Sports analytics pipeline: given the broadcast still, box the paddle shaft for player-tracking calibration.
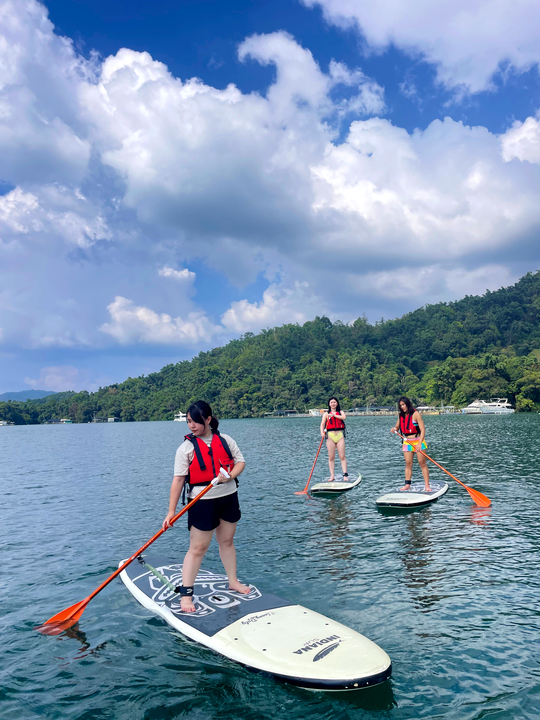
[296,419,328,494]
[39,476,222,629]
[88,479,220,603]
[395,431,491,507]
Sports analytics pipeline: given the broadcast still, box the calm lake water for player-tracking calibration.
[1,415,539,719]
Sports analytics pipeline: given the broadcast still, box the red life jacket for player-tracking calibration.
[400,411,418,435]
[326,413,345,431]
[185,432,234,485]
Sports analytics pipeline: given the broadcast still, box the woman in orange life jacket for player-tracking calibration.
[391,396,432,492]
[320,397,348,482]
[162,400,249,612]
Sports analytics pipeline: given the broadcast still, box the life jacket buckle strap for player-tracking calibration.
[185,431,235,486]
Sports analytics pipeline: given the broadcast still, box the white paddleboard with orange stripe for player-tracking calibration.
[120,554,391,691]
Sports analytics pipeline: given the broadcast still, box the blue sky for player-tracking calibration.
[1,0,540,393]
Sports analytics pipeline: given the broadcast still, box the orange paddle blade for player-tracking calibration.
[35,598,89,635]
[463,486,491,508]
[433,465,491,506]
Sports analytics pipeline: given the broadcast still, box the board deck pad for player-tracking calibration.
[311,472,362,494]
[120,554,392,691]
[126,557,291,636]
[376,481,449,507]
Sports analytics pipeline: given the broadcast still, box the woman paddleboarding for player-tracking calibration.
[321,397,348,482]
[163,401,249,612]
[391,396,432,492]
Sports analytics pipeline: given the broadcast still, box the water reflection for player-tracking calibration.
[309,496,355,581]
[376,505,426,517]
[62,624,88,649]
[398,510,446,613]
[54,624,109,661]
[470,506,492,526]
[330,678,396,711]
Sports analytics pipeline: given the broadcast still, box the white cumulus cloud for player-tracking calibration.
[221,282,327,333]
[501,115,540,164]
[302,0,540,93]
[0,186,111,248]
[100,296,222,345]
[0,0,92,185]
[0,188,41,236]
[310,116,540,262]
[158,266,196,283]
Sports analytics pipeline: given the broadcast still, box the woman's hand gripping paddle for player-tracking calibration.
[35,474,226,635]
[396,432,491,507]
[295,421,327,495]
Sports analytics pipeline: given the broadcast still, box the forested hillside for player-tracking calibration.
[2,271,540,424]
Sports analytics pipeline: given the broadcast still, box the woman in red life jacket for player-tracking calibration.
[320,397,348,482]
[391,396,432,492]
[162,400,249,612]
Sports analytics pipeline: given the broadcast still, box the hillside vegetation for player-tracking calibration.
[2,271,540,424]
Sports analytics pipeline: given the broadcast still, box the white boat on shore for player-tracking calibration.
[173,412,187,422]
[463,398,514,415]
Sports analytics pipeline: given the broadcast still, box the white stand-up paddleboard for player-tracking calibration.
[311,473,362,495]
[376,481,448,508]
[120,554,391,691]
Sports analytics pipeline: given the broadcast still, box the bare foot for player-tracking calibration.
[399,483,411,491]
[425,486,433,492]
[228,580,251,594]
[180,596,196,613]
[328,477,335,482]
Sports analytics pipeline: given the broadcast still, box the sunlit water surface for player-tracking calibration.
[1,415,539,719]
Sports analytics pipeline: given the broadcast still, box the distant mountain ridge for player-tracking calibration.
[0,390,56,402]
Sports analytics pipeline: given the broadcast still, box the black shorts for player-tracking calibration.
[187,491,241,532]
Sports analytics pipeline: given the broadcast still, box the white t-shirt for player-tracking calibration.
[174,432,245,500]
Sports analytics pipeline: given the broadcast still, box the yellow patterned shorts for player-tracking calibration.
[403,438,427,453]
